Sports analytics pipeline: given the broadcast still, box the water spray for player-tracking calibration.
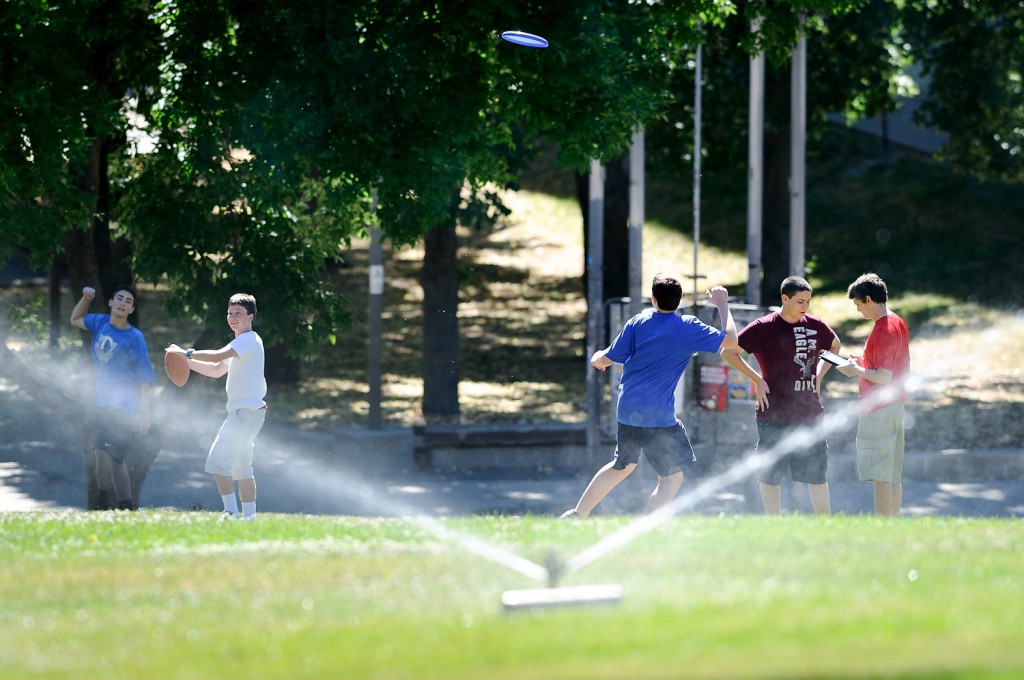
[562,396,875,577]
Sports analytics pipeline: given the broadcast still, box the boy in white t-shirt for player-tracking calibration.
[167,293,267,521]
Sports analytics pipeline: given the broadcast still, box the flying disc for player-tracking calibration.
[501,31,548,48]
[164,350,190,388]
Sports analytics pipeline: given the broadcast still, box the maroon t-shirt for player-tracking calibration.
[738,312,838,424]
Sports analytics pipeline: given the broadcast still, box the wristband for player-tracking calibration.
[185,348,194,359]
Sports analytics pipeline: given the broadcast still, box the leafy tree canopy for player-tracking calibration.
[4,0,1017,352]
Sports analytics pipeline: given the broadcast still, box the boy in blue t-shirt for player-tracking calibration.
[71,285,157,509]
[562,275,738,518]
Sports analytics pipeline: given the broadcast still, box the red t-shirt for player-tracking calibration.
[737,312,838,424]
[860,312,910,413]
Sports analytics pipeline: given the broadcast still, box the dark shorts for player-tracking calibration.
[613,422,696,477]
[94,417,133,465]
[756,419,828,486]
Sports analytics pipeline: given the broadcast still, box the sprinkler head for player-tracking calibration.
[545,549,565,588]
[501,583,624,610]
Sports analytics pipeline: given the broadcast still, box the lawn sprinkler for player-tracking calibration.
[501,550,623,611]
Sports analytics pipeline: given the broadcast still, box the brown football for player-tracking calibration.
[164,351,190,388]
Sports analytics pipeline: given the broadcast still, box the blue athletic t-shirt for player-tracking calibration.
[84,314,157,416]
[606,308,725,427]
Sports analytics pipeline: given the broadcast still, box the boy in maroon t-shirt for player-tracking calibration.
[836,273,911,517]
[721,276,842,515]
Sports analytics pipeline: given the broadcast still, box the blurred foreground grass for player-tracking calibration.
[2,511,1023,680]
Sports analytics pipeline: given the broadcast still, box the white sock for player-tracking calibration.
[241,501,256,519]
[222,493,239,515]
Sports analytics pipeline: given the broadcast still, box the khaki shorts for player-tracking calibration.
[856,402,905,484]
[205,407,266,480]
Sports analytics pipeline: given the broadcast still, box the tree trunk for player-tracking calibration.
[760,61,793,303]
[576,156,631,302]
[576,155,631,355]
[420,216,461,422]
[63,139,106,506]
[48,253,65,349]
[62,132,154,508]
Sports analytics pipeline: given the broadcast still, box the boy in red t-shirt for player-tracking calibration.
[836,273,911,517]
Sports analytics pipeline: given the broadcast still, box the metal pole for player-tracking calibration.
[368,187,384,429]
[628,130,644,318]
[789,18,807,277]
[746,17,765,307]
[693,38,703,309]
[586,160,605,460]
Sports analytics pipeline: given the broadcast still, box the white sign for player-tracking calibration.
[369,265,384,295]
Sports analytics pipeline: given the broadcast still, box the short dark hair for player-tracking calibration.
[229,293,257,317]
[111,284,137,302]
[780,276,812,299]
[847,273,888,303]
[651,274,683,311]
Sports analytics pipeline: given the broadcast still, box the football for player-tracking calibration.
[164,350,190,388]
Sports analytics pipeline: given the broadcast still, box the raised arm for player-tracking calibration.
[70,287,96,330]
[705,286,738,350]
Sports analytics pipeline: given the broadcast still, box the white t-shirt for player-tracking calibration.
[225,331,267,412]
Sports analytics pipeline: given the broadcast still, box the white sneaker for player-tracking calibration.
[242,514,256,522]
[218,511,240,522]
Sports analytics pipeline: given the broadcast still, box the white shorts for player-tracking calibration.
[856,402,905,484]
[205,407,266,480]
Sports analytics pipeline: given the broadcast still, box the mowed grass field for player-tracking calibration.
[3,511,1023,680]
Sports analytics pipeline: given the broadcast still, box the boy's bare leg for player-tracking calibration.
[645,471,684,513]
[760,482,782,515]
[213,473,236,497]
[808,482,831,515]
[110,461,132,506]
[574,462,635,517]
[238,477,256,504]
[93,450,114,508]
[873,480,900,517]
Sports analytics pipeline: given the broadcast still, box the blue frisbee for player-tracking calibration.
[501,31,549,48]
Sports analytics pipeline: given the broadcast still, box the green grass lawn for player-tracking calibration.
[3,511,1023,679]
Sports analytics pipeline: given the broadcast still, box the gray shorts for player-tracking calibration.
[95,408,135,465]
[756,419,829,486]
[205,407,266,480]
[856,403,905,484]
